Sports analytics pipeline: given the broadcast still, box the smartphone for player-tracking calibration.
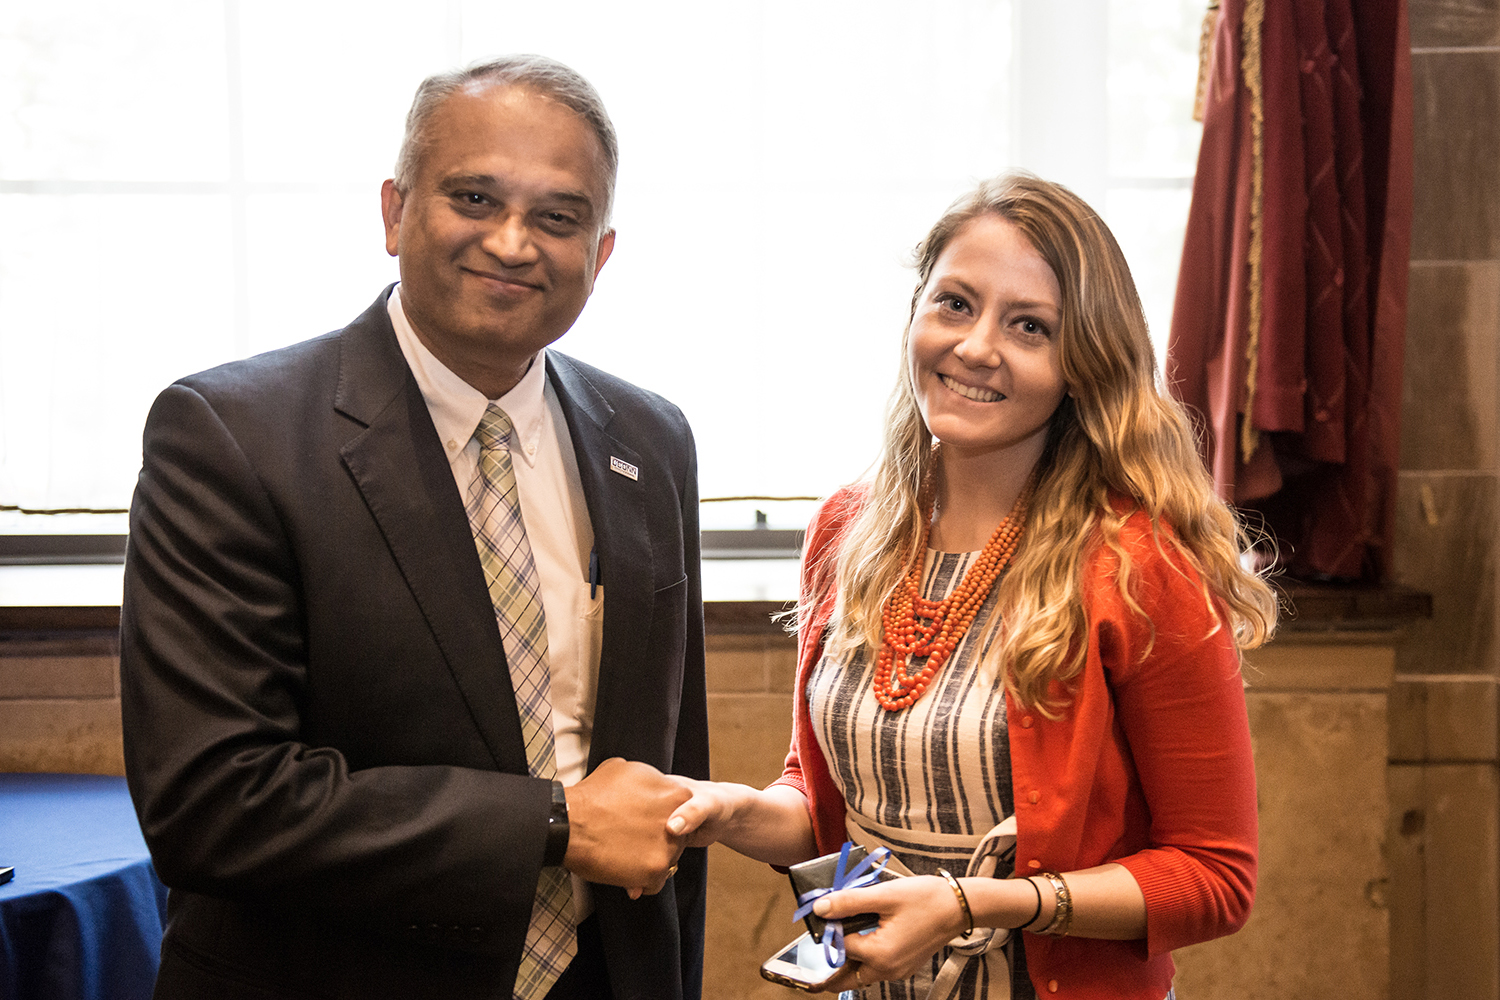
[760,931,844,992]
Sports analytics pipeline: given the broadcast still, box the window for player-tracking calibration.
[1,1,1207,560]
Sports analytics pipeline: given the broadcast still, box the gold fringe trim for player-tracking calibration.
[1239,0,1265,462]
[1193,1,1221,122]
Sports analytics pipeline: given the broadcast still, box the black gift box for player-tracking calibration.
[787,845,901,943]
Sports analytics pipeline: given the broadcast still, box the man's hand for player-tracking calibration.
[563,757,692,897]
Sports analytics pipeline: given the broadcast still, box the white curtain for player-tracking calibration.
[0,0,1203,535]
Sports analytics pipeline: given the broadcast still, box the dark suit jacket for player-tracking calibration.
[119,288,709,1000]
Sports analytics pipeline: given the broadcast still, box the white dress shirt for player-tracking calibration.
[389,286,602,910]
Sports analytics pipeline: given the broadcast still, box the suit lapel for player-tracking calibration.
[333,288,528,771]
[545,354,654,768]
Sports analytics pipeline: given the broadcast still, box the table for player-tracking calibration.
[0,773,168,1000]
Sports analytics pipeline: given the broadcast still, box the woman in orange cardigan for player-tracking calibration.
[669,175,1277,999]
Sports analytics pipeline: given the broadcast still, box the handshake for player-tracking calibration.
[561,758,709,899]
[566,758,811,898]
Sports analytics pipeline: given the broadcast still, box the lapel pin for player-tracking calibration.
[609,456,639,481]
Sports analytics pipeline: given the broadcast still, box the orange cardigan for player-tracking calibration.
[771,486,1257,999]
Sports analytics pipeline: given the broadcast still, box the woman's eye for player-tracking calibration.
[938,294,967,312]
[1019,319,1048,336]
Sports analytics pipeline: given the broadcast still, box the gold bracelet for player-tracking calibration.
[935,868,974,938]
[1035,871,1073,936]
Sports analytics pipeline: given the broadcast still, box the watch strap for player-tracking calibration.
[542,779,570,868]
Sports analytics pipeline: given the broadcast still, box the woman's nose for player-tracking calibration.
[952,323,1002,368]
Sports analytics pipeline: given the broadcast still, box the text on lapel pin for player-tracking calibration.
[609,456,639,481]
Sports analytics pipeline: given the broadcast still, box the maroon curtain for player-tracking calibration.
[1167,0,1413,582]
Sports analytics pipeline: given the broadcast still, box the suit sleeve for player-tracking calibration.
[120,382,546,960]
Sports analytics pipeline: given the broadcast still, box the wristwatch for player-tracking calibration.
[543,779,570,867]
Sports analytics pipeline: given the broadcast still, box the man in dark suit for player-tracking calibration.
[120,55,707,1000]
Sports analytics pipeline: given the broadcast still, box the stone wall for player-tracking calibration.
[0,633,123,775]
[1393,2,1500,997]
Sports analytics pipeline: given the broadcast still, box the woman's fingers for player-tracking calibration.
[662,778,730,847]
[664,797,703,838]
[812,882,885,920]
[812,961,865,993]
[810,876,967,985]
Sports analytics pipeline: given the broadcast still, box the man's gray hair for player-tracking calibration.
[392,54,619,230]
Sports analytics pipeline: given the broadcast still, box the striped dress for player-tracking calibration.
[807,549,1036,1000]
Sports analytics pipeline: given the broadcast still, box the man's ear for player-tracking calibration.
[593,229,616,280]
[380,179,404,257]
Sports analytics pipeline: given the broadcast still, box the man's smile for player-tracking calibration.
[462,266,543,294]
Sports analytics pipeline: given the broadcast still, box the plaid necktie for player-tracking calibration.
[466,404,576,1000]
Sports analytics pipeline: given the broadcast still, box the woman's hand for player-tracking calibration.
[663,777,743,848]
[662,781,818,868]
[807,875,969,992]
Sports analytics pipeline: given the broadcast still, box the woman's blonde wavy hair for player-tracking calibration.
[819,174,1278,713]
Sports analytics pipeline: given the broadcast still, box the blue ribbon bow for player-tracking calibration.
[792,841,892,967]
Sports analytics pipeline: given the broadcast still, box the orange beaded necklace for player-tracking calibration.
[872,480,1034,711]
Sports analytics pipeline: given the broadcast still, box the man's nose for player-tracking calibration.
[483,213,540,264]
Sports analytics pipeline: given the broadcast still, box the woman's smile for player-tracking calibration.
[937,373,1004,403]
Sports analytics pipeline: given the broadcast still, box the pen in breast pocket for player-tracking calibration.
[589,548,600,599]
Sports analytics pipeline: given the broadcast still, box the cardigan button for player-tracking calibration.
[1048,979,1060,992]
[1028,791,1040,804]
[1020,716,1034,728]
[1028,859,1042,870]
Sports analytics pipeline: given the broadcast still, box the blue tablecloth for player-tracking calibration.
[0,773,167,1000]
